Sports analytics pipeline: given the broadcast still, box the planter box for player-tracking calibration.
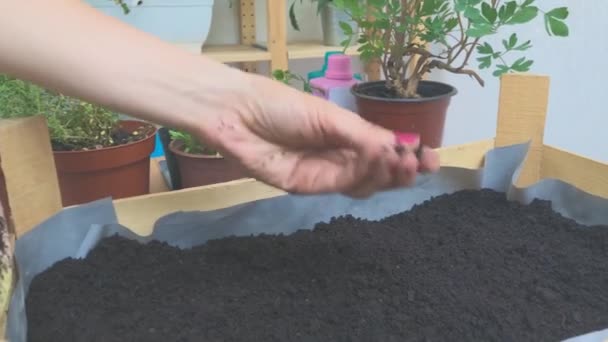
[1,74,608,341]
[85,0,215,44]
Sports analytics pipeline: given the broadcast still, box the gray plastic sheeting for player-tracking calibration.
[6,142,608,342]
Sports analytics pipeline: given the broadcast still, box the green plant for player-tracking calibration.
[169,130,220,156]
[271,69,313,93]
[45,96,120,150]
[333,0,570,98]
[0,75,126,151]
[0,74,47,118]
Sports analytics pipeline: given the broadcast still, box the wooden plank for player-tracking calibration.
[0,117,62,237]
[494,73,550,188]
[114,178,284,236]
[542,145,608,199]
[437,139,494,169]
[267,0,288,71]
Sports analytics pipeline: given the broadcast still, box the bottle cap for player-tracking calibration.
[325,54,353,80]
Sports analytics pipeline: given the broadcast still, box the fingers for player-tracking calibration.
[416,146,440,173]
[342,131,424,198]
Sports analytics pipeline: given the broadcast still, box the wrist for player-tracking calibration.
[175,61,258,148]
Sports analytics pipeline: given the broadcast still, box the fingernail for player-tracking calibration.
[394,132,420,145]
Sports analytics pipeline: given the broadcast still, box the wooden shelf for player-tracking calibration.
[176,43,271,63]
[201,44,271,63]
[288,41,361,59]
[173,1,373,77]
[252,41,361,60]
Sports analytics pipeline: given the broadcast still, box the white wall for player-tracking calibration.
[206,0,607,162]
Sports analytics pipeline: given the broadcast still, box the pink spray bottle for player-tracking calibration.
[310,54,361,113]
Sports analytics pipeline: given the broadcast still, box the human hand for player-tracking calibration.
[196,74,440,198]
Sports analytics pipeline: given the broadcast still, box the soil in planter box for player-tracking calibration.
[25,189,608,342]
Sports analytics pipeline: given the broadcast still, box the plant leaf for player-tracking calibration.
[477,55,492,69]
[546,16,569,36]
[466,23,494,38]
[481,2,497,24]
[464,7,486,23]
[339,21,353,35]
[476,42,493,55]
[511,57,534,72]
[513,40,532,51]
[289,3,299,31]
[507,6,538,24]
[499,1,517,22]
[546,7,569,20]
[493,64,510,77]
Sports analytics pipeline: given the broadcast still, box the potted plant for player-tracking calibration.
[167,130,247,189]
[289,0,359,47]
[331,0,569,147]
[86,0,216,45]
[0,75,158,206]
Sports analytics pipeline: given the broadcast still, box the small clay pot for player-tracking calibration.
[168,140,248,189]
[352,80,457,148]
[53,120,157,207]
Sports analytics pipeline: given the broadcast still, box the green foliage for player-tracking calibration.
[0,75,47,118]
[0,75,122,151]
[271,69,313,93]
[169,130,219,156]
[331,0,570,98]
[45,97,120,150]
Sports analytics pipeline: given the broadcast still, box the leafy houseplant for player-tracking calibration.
[167,130,246,189]
[0,75,157,206]
[332,0,570,147]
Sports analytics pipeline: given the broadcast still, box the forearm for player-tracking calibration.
[0,0,252,133]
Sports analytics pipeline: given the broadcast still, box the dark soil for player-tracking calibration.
[356,80,455,99]
[25,189,608,342]
[51,123,155,152]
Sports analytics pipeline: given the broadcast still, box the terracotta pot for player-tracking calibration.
[168,140,248,189]
[352,80,457,148]
[53,120,157,207]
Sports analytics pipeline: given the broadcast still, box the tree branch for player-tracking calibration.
[425,60,485,86]
[459,37,481,69]
[403,45,444,59]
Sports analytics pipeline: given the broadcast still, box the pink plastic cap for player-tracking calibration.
[394,131,420,145]
[325,54,354,80]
